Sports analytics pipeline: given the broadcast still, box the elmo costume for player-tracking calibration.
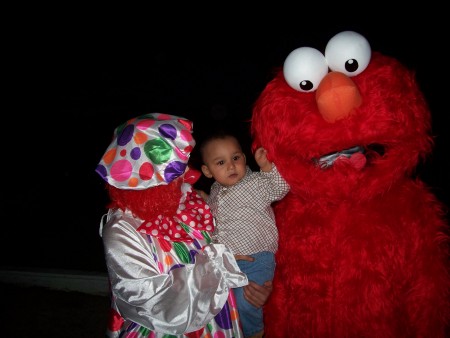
[250,31,450,337]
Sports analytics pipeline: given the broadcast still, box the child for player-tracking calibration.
[198,130,290,338]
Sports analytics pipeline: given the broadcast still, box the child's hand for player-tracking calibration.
[195,189,209,200]
[254,147,272,172]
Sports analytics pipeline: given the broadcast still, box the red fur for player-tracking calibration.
[107,178,182,221]
[251,51,450,336]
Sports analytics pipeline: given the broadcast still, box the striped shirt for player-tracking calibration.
[207,165,290,255]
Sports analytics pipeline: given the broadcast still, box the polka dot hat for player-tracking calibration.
[96,113,195,190]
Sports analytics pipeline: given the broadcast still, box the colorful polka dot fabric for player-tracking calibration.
[96,113,195,190]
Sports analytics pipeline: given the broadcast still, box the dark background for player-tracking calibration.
[3,14,448,273]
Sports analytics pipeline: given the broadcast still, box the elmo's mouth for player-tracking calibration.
[313,144,385,169]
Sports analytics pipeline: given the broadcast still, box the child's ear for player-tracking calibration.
[201,164,213,178]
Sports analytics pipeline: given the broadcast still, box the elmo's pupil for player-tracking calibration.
[345,59,359,73]
[300,80,313,91]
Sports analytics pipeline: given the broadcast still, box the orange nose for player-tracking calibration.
[315,72,362,123]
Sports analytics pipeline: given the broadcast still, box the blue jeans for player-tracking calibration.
[234,251,275,337]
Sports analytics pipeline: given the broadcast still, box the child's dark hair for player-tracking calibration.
[198,129,241,164]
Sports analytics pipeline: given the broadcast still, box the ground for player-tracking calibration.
[3,282,109,337]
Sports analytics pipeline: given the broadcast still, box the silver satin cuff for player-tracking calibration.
[203,244,249,288]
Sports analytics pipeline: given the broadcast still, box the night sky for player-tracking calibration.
[4,16,448,273]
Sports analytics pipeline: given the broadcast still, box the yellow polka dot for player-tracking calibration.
[134,132,148,144]
[164,255,173,265]
[156,172,164,181]
[103,148,117,165]
[128,177,138,187]
[230,308,239,320]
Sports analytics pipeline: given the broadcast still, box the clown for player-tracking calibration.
[96,113,250,337]
[251,31,450,337]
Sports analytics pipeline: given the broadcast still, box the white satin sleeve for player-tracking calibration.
[101,209,248,335]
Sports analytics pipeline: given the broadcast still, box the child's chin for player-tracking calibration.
[227,174,242,185]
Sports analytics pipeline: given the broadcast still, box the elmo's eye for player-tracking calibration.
[325,31,371,77]
[283,47,328,92]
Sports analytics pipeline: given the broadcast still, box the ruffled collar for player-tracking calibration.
[136,168,214,242]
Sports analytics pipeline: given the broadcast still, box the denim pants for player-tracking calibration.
[234,251,275,337]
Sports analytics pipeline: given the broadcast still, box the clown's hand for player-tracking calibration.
[195,189,209,200]
[244,280,273,309]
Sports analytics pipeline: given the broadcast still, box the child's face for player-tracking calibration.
[201,137,247,187]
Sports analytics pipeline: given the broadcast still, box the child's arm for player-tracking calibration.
[254,147,273,172]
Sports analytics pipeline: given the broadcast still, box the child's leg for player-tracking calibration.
[236,251,275,337]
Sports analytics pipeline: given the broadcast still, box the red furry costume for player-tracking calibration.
[250,31,450,337]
